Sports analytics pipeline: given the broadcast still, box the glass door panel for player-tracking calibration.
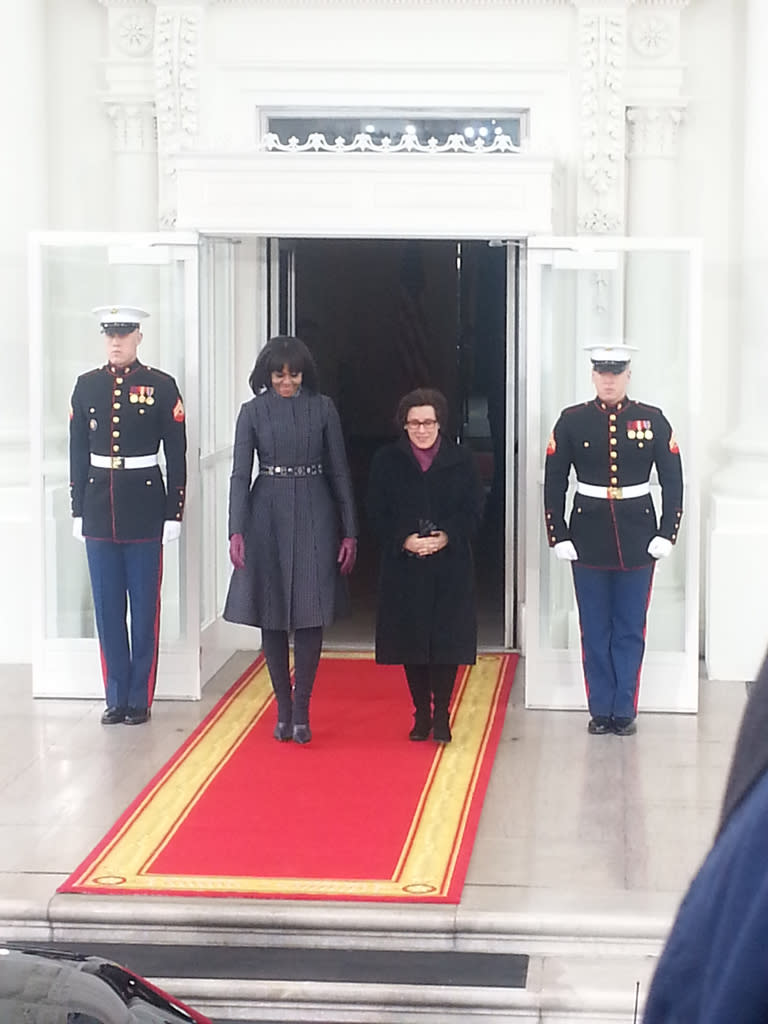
[30,232,200,699]
[524,239,701,713]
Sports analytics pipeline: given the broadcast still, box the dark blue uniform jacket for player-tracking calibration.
[544,397,684,568]
[69,360,187,541]
[643,654,768,1023]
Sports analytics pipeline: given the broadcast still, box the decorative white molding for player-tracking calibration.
[105,101,157,152]
[626,105,684,158]
[114,10,154,56]
[155,9,200,140]
[261,131,522,154]
[577,7,627,233]
[154,6,201,227]
[209,0,574,5]
[100,0,688,6]
[630,0,690,8]
[630,13,675,57]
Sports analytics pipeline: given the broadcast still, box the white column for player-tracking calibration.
[706,0,768,680]
[0,0,46,662]
[105,102,158,230]
[100,2,158,228]
[625,105,686,362]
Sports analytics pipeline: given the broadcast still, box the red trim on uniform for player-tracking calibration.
[98,644,108,692]
[144,546,164,708]
[633,562,656,712]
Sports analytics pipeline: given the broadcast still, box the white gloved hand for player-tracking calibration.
[162,520,182,545]
[72,517,85,543]
[554,540,578,561]
[647,536,673,559]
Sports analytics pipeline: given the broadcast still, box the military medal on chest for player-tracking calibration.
[626,419,653,441]
[129,385,155,406]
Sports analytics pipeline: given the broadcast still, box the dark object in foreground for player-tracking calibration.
[0,945,211,1023]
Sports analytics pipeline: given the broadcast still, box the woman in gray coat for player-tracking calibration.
[223,336,358,744]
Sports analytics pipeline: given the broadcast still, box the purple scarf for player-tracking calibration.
[410,434,441,472]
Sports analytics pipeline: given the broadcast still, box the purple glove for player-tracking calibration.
[337,537,357,576]
[229,533,246,570]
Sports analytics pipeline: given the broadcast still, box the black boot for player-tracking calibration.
[262,630,293,741]
[292,626,323,744]
[405,665,432,741]
[431,665,457,744]
[409,711,432,742]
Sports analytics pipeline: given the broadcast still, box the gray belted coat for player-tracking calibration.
[223,388,357,630]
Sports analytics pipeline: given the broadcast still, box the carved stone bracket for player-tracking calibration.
[577,6,627,234]
[154,5,201,226]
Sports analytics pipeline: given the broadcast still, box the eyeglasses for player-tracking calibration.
[405,419,437,430]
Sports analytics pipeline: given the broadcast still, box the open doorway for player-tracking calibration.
[272,238,515,649]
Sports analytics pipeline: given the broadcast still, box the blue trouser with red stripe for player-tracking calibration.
[572,563,655,720]
[85,539,163,711]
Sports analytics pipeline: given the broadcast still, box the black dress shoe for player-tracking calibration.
[124,707,150,725]
[611,716,637,736]
[587,716,612,735]
[273,721,293,742]
[101,706,126,725]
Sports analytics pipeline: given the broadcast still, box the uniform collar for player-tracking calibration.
[105,359,141,376]
[594,396,631,413]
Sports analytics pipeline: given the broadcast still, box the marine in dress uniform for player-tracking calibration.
[69,306,187,725]
[543,344,683,735]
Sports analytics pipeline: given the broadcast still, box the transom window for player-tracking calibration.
[264,114,524,150]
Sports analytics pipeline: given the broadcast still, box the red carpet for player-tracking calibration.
[59,652,517,903]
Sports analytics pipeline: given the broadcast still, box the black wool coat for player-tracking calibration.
[367,433,484,666]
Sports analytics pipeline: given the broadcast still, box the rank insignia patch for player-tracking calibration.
[173,397,185,422]
[669,431,679,454]
[546,432,556,456]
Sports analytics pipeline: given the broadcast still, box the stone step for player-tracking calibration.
[0,888,668,1021]
[11,892,668,959]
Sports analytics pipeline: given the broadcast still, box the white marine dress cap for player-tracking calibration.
[91,305,150,327]
[585,343,638,363]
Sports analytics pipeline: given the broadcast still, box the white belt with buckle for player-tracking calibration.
[576,480,650,500]
[90,453,159,470]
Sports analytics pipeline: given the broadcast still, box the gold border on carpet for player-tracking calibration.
[69,652,512,898]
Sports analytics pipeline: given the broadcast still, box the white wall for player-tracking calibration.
[0,0,751,670]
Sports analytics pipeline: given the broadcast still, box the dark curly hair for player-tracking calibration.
[248,335,319,395]
[395,388,448,430]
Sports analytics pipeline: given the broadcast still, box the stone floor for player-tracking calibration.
[0,652,749,1021]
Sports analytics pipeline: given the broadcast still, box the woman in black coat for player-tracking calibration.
[223,336,358,744]
[367,388,484,743]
